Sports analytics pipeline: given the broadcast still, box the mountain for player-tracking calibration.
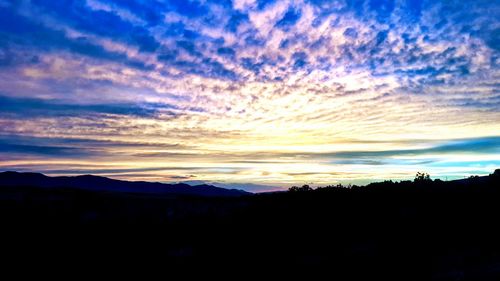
[0,171,250,197]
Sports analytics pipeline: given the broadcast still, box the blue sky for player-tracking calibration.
[0,0,499,191]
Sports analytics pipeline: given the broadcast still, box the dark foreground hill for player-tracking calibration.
[1,169,500,279]
[0,171,249,197]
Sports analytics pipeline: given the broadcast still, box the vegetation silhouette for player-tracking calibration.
[1,169,500,279]
[414,171,432,183]
[288,184,313,192]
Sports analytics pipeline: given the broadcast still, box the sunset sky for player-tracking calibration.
[0,0,499,191]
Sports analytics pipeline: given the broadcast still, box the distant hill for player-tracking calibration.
[449,169,500,185]
[0,171,250,197]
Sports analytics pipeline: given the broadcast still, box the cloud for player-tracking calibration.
[0,142,90,157]
[0,7,153,70]
[32,0,160,52]
[233,0,256,11]
[0,135,99,157]
[330,136,500,158]
[0,95,171,118]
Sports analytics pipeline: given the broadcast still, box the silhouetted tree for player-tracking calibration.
[414,172,431,183]
[288,184,313,192]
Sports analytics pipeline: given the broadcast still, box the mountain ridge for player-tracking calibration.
[0,171,250,197]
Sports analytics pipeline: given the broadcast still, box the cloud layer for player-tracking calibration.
[1,0,499,190]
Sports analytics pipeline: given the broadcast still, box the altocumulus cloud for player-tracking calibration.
[0,0,499,190]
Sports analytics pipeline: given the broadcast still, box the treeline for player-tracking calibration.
[288,170,500,192]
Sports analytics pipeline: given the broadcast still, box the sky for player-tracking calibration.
[0,0,499,192]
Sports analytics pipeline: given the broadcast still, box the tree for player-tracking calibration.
[414,172,431,183]
[288,184,313,192]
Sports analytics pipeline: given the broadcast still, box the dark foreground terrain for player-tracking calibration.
[1,170,500,279]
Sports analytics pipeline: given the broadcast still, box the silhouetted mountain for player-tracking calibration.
[450,169,500,185]
[0,171,249,197]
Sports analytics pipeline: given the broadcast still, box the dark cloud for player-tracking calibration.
[0,134,197,159]
[11,167,199,175]
[0,95,169,118]
[0,138,97,157]
[0,8,153,70]
[31,0,160,52]
[217,47,236,57]
[0,143,87,156]
[0,135,191,149]
[322,137,500,160]
[292,51,308,69]
[343,27,358,39]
